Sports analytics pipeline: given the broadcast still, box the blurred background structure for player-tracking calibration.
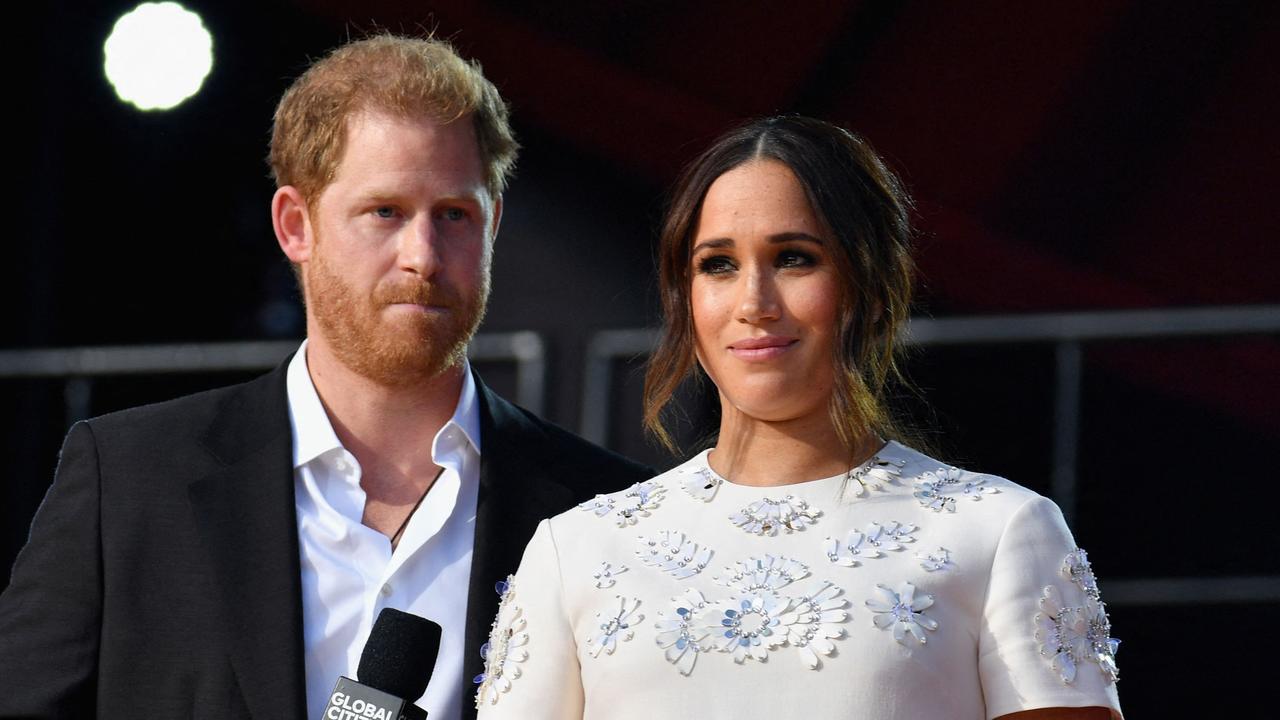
[4,1,1278,715]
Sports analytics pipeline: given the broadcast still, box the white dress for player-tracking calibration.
[474,442,1122,719]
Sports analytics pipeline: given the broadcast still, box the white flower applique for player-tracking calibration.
[1035,549,1120,684]
[915,547,954,572]
[680,464,723,502]
[579,480,666,528]
[474,577,528,707]
[591,561,627,589]
[654,588,716,675]
[715,554,810,593]
[730,495,821,536]
[586,595,644,658]
[713,590,792,663]
[823,521,918,567]
[848,454,909,496]
[635,531,714,579]
[866,581,938,646]
[780,580,849,669]
[913,466,998,512]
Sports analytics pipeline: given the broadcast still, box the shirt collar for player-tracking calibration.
[285,339,482,470]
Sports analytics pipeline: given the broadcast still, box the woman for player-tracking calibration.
[474,116,1121,719]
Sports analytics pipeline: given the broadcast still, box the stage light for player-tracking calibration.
[103,2,213,111]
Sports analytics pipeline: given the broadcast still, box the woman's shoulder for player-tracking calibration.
[884,440,1050,510]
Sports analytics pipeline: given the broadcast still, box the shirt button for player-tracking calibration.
[380,583,393,597]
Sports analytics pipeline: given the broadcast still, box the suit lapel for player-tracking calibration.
[462,379,578,720]
[187,366,307,720]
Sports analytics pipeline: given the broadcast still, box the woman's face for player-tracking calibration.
[690,159,842,427]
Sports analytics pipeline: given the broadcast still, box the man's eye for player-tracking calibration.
[442,207,467,221]
[374,206,397,219]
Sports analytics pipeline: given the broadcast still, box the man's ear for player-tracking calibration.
[272,186,313,263]
[489,194,504,244]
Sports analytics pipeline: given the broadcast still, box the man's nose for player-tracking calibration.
[397,215,442,277]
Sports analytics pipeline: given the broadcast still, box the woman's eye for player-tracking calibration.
[697,256,735,275]
[778,250,816,268]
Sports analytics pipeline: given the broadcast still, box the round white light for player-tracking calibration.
[103,2,214,111]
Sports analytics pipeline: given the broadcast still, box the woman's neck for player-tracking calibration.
[708,402,880,487]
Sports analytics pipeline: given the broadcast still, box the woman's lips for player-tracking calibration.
[728,336,798,361]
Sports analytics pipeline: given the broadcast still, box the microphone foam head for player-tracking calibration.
[358,608,443,701]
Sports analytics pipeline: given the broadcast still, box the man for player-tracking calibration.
[0,35,651,720]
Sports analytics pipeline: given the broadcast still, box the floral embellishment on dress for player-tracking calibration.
[679,464,722,502]
[586,595,644,658]
[579,480,666,528]
[592,561,627,589]
[823,521,918,567]
[474,577,528,707]
[848,454,908,496]
[1034,552,1120,685]
[913,467,998,512]
[713,591,793,663]
[715,554,809,593]
[1063,548,1100,600]
[780,580,849,669]
[915,547,954,572]
[636,531,714,579]
[866,581,938,645]
[729,495,821,535]
[654,588,716,675]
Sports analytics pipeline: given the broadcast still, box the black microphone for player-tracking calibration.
[321,608,443,720]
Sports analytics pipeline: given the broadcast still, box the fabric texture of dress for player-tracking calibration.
[474,442,1122,720]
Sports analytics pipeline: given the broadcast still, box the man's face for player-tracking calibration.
[302,110,499,386]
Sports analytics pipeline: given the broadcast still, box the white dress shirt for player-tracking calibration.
[287,341,481,720]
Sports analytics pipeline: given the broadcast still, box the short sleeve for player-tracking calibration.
[978,495,1122,719]
[476,519,584,720]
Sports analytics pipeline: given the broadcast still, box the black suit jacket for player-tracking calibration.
[0,362,652,719]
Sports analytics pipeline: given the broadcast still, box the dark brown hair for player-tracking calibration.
[643,116,916,454]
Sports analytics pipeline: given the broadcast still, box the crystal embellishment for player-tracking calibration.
[781,580,849,669]
[474,577,528,707]
[913,467,998,512]
[713,591,791,663]
[592,561,627,589]
[1034,549,1120,684]
[915,547,954,572]
[729,495,821,535]
[635,531,714,579]
[848,454,908,496]
[715,555,809,593]
[654,588,715,675]
[865,581,938,645]
[680,464,723,502]
[823,521,918,567]
[579,480,666,528]
[586,595,644,658]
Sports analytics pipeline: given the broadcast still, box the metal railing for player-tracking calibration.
[577,305,1280,607]
[0,331,548,421]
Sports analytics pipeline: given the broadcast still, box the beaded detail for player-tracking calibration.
[1034,549,1120,684]
[654,588,716,675]
[635,531,714,579]
[865,581,938,645]
[679,464,723,502]
[913,467,999,512]
[586,595,644,658]
[474,577,528,707]
[915,547,954,572]
[730,495,821,536]
[579,480,667,528]
[823,521,918,567]
[592,561,627,589]
[848,455,909,496]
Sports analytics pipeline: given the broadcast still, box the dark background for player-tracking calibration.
[5,0,1278,715]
